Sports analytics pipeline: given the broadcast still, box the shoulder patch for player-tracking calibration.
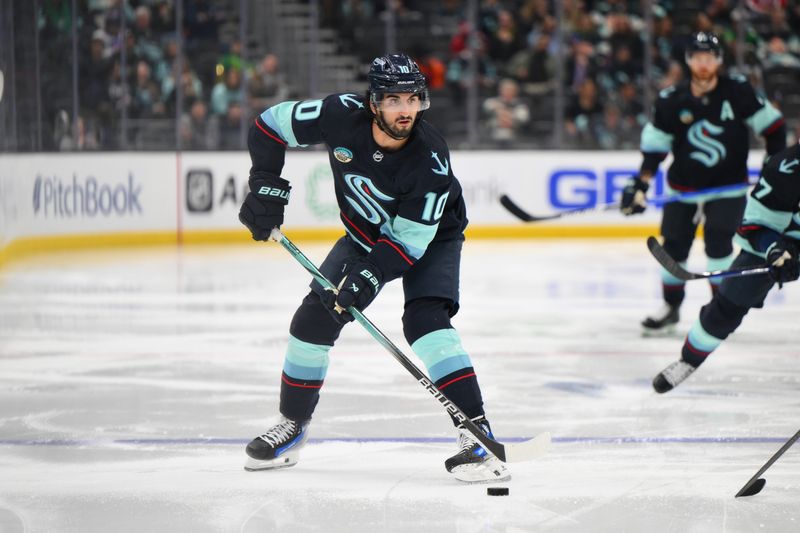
[659,86,676,99]
[338,93,364,109]
[731,74,747,83]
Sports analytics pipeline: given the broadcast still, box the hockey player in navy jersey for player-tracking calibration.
[652,142,800,392]
[238,54,509,482]
[620,32,786,334]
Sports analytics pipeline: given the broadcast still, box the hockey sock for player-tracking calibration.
[411,328,485,422]
[279,335,330,422]
[682,293,749,367]
[707,254,734,291]
[661,263,686,308]
[681,320,722,367]
[662,282,686,308]
[435,368,485,422]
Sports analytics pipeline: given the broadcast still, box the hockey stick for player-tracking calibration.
[735,428,800,497]
[646,236,771,281]
[500,183,750,223]
[269,228,551,463]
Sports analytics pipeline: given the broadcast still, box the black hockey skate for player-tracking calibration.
[244,416,309,471]
[445,417,510,483]
[641,304,679,335]
[653,360,697,393]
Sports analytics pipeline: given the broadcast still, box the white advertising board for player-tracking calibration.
[179,150,765,230]
[1,153,176,243]
[0,149,766,258]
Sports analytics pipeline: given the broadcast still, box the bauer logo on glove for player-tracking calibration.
[257,185,290,201]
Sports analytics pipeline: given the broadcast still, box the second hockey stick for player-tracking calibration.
[646,236,771,281]
[500,183,750,223]
[269,228,551,464]
[735,428,800,497]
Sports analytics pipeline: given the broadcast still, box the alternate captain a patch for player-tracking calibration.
[334,147,353,163]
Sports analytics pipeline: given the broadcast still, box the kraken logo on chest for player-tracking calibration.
[687,120,727,167]
[343,173,395,224]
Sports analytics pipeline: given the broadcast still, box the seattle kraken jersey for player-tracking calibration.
[256,93,467,279]
[640,75,783,191]
[736,143,800,257]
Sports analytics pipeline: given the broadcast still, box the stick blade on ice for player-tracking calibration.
[736,478,766,498]
[503,432,551,463]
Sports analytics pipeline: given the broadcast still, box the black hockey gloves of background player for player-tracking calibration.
[239,171,292,240]
[320,260,383,324]
[620,175,649,216]
[766,239,800,288]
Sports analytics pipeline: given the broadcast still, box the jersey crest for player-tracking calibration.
[343,173,394,224]
[688,120,727,167]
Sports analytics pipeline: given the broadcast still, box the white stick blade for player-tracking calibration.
[503,432,551,463]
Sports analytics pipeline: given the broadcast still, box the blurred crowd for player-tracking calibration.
[33,0,800,151]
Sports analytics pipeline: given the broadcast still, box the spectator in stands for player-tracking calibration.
[517,0,550,37]
[658,60,684,89]
[705,0,734,28]
[218,101,244,150]
[131,60,164,119]
[151,1,175,34]
[486,9,524,65]
[412,46,447,91]
[760,35,800,71]
[447,22,497,105]
[607,14,644,70]
[507,29,552,93]
[162,59,204,114]
[564,39,599,93]
[218,40,246,83]
[606,44,642,88]
[132,5,164,66]
[616,80,646,129]
[211,67,243,116]
[596,103,637,150]
[482,78,530,148]
[247,53,290,113]
[181,98,219,150]
[565,78,604,148]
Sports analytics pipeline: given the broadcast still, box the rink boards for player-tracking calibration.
[0,150,764,265]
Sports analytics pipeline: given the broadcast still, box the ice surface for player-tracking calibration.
[1,239,798,532]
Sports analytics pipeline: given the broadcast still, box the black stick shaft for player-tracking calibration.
[274,230,510,461]
[735,429,800,497]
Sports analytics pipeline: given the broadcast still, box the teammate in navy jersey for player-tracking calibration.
[620,32,786,334]
[238,54,509,482]
[652,142,800,392]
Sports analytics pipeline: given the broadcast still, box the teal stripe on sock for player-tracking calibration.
[687,320,723,353]
[427,355,474,383]
[283,335,330,381]
[661,263,686,286]
[707,254,734,286]
[411,329,473,382]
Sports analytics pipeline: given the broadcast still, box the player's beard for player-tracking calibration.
[375,110,416,140]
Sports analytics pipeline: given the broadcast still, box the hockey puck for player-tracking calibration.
[487,487,509,496]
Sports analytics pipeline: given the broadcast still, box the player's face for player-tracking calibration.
[687,51,721,80]
[373,93,422,139]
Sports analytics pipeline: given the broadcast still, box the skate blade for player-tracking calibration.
[244,452,299,472]
[450,458,511,484]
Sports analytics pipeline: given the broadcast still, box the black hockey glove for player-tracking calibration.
[766,239,800,289]
[320,260,383,324]
[620,175,649,216]
[238,171,291,241]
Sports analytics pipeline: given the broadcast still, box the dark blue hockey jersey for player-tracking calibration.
[253,93,467,281]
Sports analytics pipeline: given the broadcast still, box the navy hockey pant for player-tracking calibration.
[278,236,485,425]
[659,195,746,307]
